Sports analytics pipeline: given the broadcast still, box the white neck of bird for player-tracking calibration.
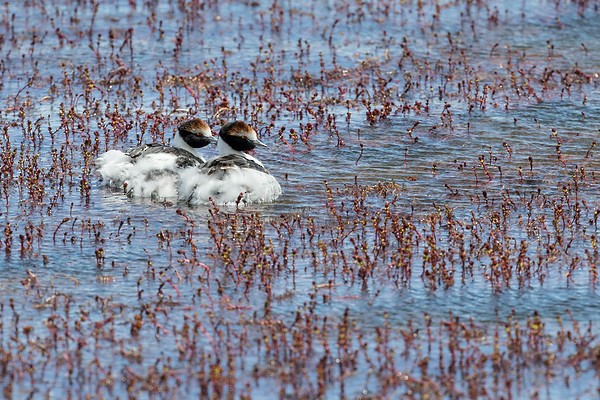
[217,137,241,156]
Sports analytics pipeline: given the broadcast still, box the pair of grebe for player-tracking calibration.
[96,119,282,205]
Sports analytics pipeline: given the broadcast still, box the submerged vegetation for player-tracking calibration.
[0,0,599,398]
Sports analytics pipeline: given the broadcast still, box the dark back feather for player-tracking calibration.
[125,144,204,168]
[201,154,270,179]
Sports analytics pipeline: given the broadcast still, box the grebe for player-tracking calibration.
[96,118,216,198]
[178,121,282,205]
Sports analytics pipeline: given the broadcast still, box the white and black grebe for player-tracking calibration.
[96,118,216,198]
[178,120,282,205]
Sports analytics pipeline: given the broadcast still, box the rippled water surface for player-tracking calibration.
[1,1,599,398]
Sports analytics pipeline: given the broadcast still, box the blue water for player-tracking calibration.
[1,0,599,398]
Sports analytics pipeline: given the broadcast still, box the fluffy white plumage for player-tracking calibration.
[95,149,132,188]
[178,158,282,205]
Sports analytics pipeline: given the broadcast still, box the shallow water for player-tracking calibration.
[1,0,600,398]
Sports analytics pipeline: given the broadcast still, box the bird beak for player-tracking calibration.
[253,138,267,147]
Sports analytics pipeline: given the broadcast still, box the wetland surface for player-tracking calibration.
[1,1,600,398]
